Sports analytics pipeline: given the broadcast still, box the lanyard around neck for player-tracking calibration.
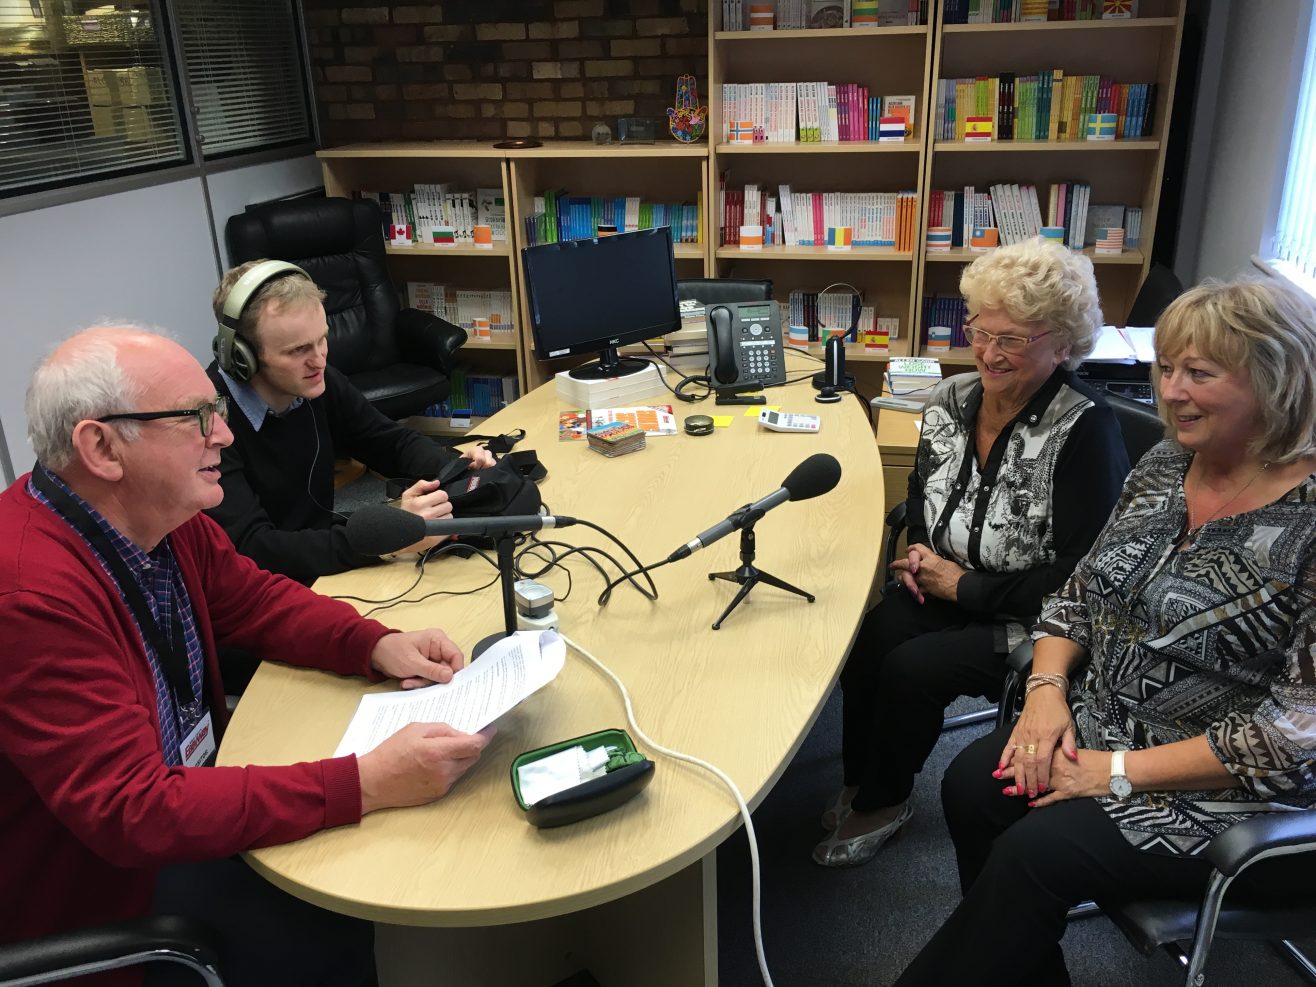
[32,466,198,708]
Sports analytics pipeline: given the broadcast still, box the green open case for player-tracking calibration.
[510,728,655,828]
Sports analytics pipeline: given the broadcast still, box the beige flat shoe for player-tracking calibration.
[812,802,912,868]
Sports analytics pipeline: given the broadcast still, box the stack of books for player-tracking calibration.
[885,356,943,406]
[586,421,647,458]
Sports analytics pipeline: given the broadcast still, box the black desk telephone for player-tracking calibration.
[706,301,787,390]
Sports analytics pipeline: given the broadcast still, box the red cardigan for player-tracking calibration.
[0,476,393,973]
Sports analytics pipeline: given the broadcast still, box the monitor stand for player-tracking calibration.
[568,345,649,381]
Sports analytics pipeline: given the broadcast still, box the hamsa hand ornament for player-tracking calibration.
[667,74,706,143]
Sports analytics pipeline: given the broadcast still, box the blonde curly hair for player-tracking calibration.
[959,238,1103,368]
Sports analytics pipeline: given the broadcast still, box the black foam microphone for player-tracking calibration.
[346,504,577,555]
[666,453,842,562]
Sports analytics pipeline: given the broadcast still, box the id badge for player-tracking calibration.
[179,710,216,768]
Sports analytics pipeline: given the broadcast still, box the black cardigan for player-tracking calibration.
[205,364,456,582]
[906,366,1129,627]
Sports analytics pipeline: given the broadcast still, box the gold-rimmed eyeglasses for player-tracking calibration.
[97,397,230,438]
[962,323,1053,355]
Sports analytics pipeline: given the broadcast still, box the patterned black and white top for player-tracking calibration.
[1036,441,1316,856]
[908,367,1129,651]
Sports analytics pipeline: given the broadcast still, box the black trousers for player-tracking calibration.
[895,725,1316,986]
[840,589,999,812]
[145,856,376,987]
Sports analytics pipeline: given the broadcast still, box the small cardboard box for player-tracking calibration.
[84,66,164,106]
[90,104,162,142]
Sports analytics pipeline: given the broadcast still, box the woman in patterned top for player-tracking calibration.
[815,240,1130,867]
[895,278,1316,985]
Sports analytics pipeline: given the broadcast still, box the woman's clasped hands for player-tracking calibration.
[995,685,1112,807]
[889,542,965,604]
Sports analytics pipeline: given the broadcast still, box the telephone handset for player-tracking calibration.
[705,301,787,390]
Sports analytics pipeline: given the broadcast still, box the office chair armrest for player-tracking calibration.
[396,308,467,377]
[1203,809,1316,878]
[1005,640,1035,677]
[879,500,909,586]
[0,915,221,983]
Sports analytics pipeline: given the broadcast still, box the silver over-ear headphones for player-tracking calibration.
[213,260,310,382]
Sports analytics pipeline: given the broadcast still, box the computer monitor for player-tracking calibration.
[521,226,681,381]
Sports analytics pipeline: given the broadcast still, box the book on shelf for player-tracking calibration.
[935,73,1154,142]
[784,289,894,347]
[742,0,925,28]
[358,186,505,246]
[721,82,914,143]
[521,190,702,246]
[942,0,1127,23]
[928,182,1131,252]
[427,370,521,420]
[720,177,917,250]
[405,284,516,337]
[920,295,969,349]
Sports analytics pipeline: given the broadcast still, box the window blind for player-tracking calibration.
[173,0,310,159]
[0,1,187,196]
[1273,13,1316,283]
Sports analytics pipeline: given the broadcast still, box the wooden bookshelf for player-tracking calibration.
[709,7,936,401]
[504,142,711,390]
[315,0,1187,403]
[919,0,1186,358]
[317,143,526,408]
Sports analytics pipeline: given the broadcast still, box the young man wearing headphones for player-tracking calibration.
[204,259,495,586]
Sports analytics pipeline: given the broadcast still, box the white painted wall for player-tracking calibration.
[0,154,320,485]
[1190,0,1313,282]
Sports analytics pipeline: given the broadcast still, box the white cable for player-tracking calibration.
[561,633,775,987]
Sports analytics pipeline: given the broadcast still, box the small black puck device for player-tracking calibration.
[684,414,715,436]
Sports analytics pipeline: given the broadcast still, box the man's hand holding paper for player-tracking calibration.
[339,630,567,758]
[371,627,466,688]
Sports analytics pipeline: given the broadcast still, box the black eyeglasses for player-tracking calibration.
[97,397,229,438]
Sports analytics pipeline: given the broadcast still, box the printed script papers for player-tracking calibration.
[334,630,566,757]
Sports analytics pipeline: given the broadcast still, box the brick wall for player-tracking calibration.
[302,0,709,145]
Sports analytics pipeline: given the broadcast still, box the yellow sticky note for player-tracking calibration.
[745,405,781,417]
[711,415,735,427]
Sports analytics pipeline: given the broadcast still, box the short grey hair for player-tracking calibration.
[26,326,161,469]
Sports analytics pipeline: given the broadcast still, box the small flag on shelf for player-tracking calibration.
[879,116,906,141]
[965,117,993,141]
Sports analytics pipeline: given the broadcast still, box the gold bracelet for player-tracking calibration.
[1025,673,1069,697]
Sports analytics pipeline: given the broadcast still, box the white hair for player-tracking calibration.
[25,324,169,469]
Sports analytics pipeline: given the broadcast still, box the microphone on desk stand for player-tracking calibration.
[346,505,579,658]
[664,453,842,630]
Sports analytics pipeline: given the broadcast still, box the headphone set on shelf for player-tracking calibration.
[211,260,311,382]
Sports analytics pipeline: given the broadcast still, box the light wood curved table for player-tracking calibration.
[218,377,883,986]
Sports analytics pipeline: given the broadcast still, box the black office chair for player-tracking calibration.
[878,390,1166,731]
[677,278,773,304]
[1127,263,1185,328]
[225,196,466,420]
[0,915,224,985]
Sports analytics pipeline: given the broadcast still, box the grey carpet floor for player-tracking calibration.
[335,473,1314,986]
[714,690,1315,986]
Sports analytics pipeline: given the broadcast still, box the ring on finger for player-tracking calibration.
[1024,744,1037,755]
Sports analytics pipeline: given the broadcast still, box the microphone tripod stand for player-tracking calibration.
[706,510,814,630]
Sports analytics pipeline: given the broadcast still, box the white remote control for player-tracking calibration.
[870,396,925,413]
[759,410,821,432]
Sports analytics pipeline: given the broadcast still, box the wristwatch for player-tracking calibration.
[1109,749,1133,799]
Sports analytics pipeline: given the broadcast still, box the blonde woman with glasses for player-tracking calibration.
[815,238,1130,867]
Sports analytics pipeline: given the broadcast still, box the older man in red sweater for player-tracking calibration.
[0,326,495,986]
